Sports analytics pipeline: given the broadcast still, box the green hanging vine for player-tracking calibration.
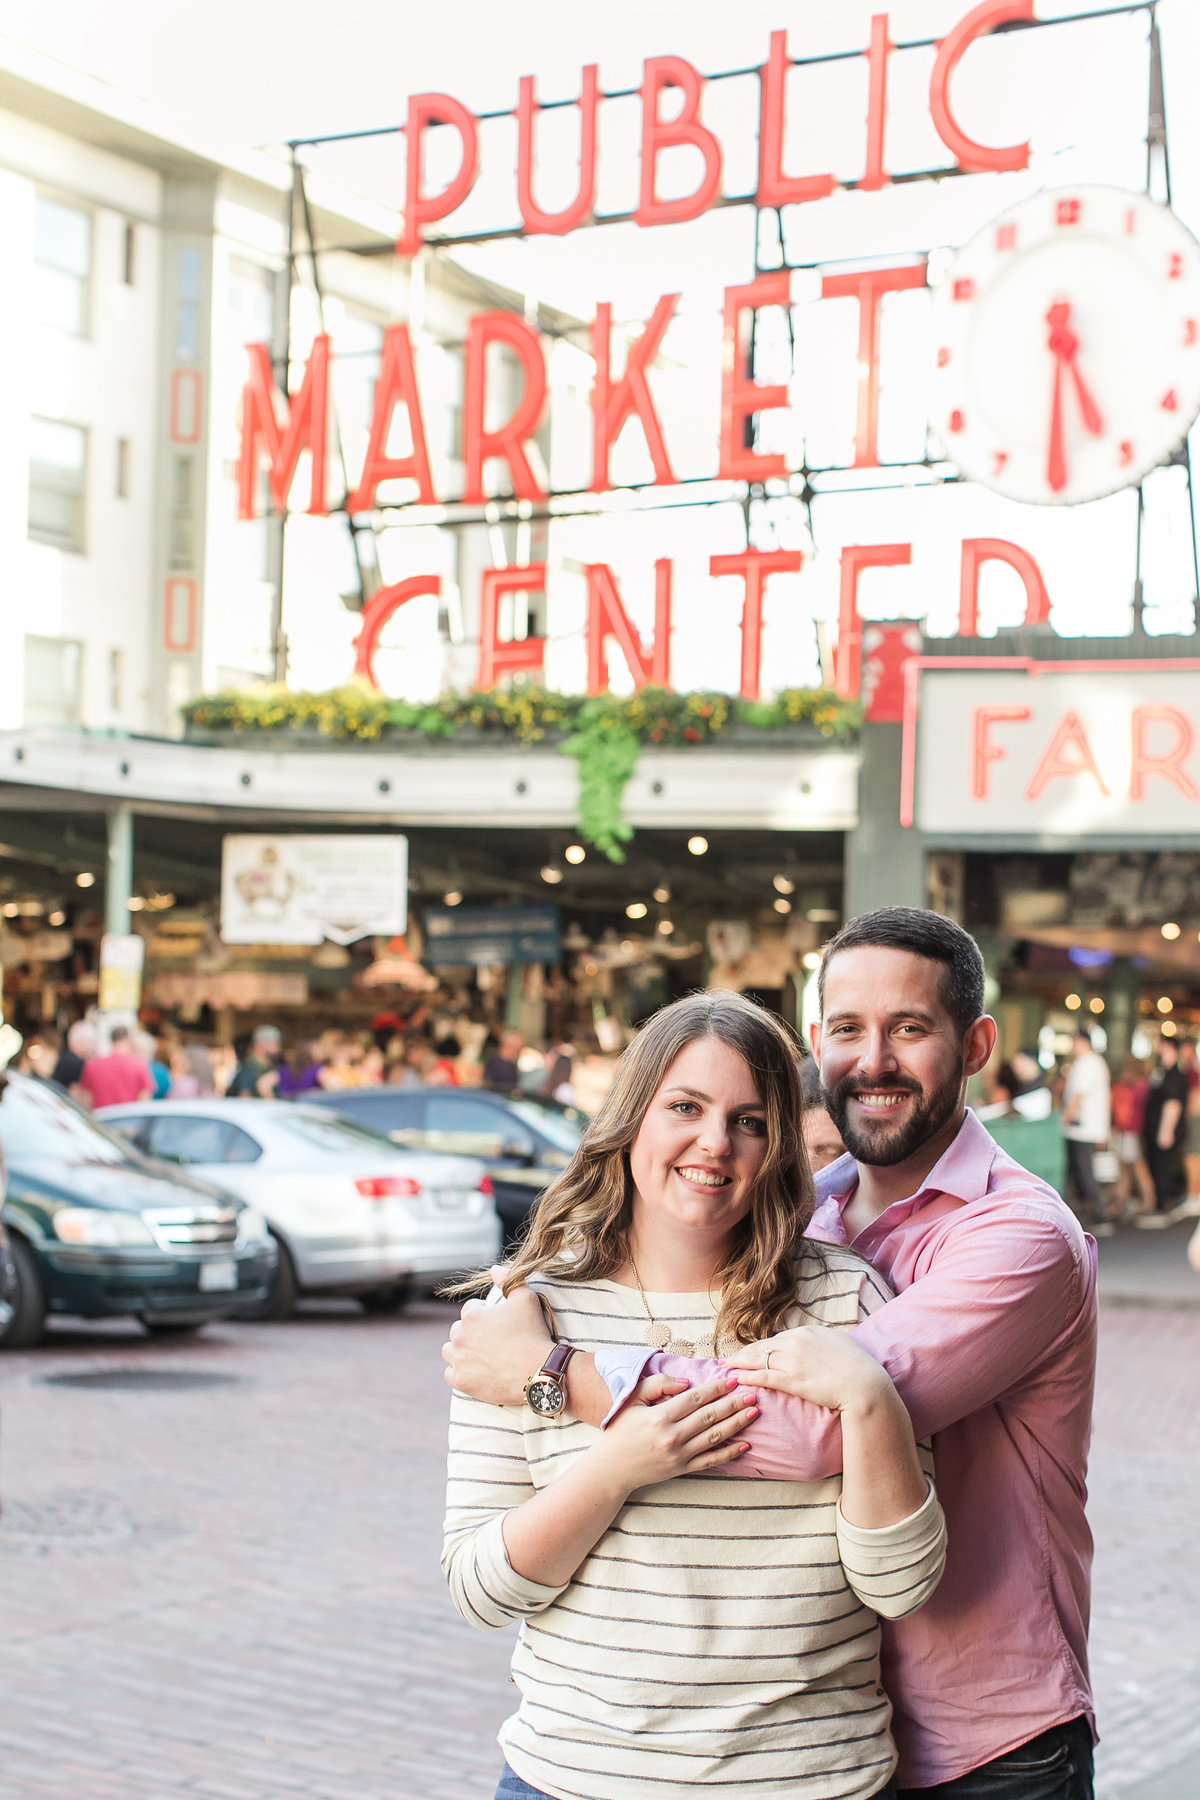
[562,700,642,863]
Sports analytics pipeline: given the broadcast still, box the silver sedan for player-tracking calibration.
[97,1099,500,1319]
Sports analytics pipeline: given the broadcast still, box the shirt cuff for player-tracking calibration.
[835,1476,941,1548]
[593,1346,658,1427]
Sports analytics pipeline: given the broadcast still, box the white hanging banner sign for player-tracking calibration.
[220,834,408,945]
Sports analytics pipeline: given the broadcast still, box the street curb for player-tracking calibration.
[1098,1291,1200,1313]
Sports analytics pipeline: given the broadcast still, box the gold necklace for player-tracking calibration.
[628,1256,741,1360]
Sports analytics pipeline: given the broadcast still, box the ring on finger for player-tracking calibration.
[764,1347,773,1372]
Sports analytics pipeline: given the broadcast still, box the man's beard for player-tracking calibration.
[822,1061,964,1166]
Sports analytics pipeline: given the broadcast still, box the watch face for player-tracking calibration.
[525,1379,564,1417]
[929,184,1200,505]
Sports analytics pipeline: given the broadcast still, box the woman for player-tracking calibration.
[169,1041,216,1098]
[443,992,945,1800]
[274,1038,322,1099]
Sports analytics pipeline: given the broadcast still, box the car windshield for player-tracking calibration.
[0,1073,139,1165]
[284,1109,402,1154]
[506,1097,585,1154]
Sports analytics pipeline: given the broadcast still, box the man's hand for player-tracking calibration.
[442,1271,553,1405]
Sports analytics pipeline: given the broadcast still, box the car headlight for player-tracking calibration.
[53,1208,157,1247]
[236,1208,270,1245]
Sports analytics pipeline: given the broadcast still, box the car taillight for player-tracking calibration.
[477,1175,494,1197]
[355,1176,421,1199]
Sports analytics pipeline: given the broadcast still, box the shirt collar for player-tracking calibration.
[813,1108,998,1218]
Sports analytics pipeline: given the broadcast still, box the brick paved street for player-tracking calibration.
[0,1280,1197,1800]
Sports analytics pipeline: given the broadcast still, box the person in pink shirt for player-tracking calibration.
[78,1026,154,1109]
[443,907,1097,1799]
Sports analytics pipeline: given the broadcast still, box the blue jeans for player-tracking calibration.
[897,1717,1094,1800]
[496,1764,898,1799]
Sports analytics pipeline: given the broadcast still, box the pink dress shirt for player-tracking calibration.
[594,1109,1097,1789]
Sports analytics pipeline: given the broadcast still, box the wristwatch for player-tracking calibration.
[523,1343,577,1417]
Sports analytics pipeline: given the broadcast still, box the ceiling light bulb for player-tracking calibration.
[626,901,647,919]
[1088,997,1105,1013]
[76,872,95,888]
[1157,995,1173,1013]
[1064,993,1081,1010]
[1,902,18,918]
[773,898,792,914]
[773,874,795,895]
[443,889,463,906]
[1162,921,1181,940]
[1161,1020,1177,1036]
[801,951,822,971]
[47,911,66,927]
[564,844,586,865]
[687,836,708,856]
[653,885,670,904]
[540,866,563,885]
[127,896,146,911]
[657,918,675,935]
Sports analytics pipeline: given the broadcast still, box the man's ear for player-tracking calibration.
[964,1015,998,1081]
[808,1020,821,1063]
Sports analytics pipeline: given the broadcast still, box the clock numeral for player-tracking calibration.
[952,278,975,303]
[1168,252,1184,281]
[1124,208,1137,236]
[948,410,965,434]
[1185,319,1198,346]
[1055,198,1082,227]
[1162,389,1179,413]
[1118,440,1134,467]
[995,224,1017,252]
[992,451,1009,476]
[936,346,951,368]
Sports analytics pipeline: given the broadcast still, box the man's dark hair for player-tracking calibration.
[817,906,986,1037]
[110,1025,129,1044]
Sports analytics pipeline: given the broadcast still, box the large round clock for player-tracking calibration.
[928,184,1200,505]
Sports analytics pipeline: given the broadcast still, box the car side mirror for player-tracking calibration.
[501,1139,536,1167]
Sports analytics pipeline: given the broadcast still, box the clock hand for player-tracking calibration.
[1045,301,1105,493]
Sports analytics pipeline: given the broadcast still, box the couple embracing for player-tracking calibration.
[442,907,1097,1800]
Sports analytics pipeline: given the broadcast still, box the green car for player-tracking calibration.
[0,1071,277,1347]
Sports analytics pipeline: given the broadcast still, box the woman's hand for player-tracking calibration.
[724,1325,892,1416]
[587,1374,756,1494]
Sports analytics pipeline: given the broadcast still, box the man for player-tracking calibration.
[1061,1026,1113,1236]
[52,1019,96,1102]
[482,1028,523,1092]
[799,1050,848,1171]
[78,1026,153,1108]
[444,907,1097,1798]
[226,1024,282,1098]
[1138,1034,1188,1227]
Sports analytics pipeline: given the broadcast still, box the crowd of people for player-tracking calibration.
[11,1014,577,1110]
[990,1027,1200,1234]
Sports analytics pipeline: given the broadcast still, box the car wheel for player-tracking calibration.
[358,1281,413,1315]
[243,1235,298,1322]
[0,1236,47,1350]
[140,1319,206,1337]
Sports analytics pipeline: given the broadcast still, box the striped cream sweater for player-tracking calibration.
[442,1245,946,1800]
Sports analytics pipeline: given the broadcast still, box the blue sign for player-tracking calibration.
[423,903,561,968]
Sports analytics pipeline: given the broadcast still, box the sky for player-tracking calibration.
[3,0,1199,670]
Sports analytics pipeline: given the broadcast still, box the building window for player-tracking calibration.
[123,221,136,285]
[34,196,91,336]
[177,247,201,358]
[109,647,124,713]
[116,437,131,498]
[24,636,83,728]
[28,417,88,553]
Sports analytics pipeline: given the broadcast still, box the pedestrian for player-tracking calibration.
[537,1033,574,1103]
[1178,1040,1200,1217]
[52,1019,95,1101]
[1110,1058,1153,1217]
[134,1030,171,1100]
[1061,1026,1113,1235]
[226,1024,282,1098]
[444,991,946,1800]
[800,1049,849,1171]
[78,1026,154,1109]
[169,1042,216,1098]
[1139,1035,1189,1227]
[445,908,1098,1798]
[482,1028,523,1091]
[274,1038,322,1099]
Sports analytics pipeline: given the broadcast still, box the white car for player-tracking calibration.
[97,1098,500,1319]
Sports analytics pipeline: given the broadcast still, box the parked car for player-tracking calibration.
[97,1098,501,1318]
[304,1086,586,1246]
[0,1071,276,1348]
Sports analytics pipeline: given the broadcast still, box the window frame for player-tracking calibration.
[28,415,89,555]
[33,192,93,339]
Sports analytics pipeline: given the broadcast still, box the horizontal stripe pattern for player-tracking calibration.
[443,1245,945,1800]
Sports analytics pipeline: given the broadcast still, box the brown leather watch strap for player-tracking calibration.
[541,1343,576,1382]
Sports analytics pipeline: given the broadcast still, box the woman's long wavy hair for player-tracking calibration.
[499,991,814,1346]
